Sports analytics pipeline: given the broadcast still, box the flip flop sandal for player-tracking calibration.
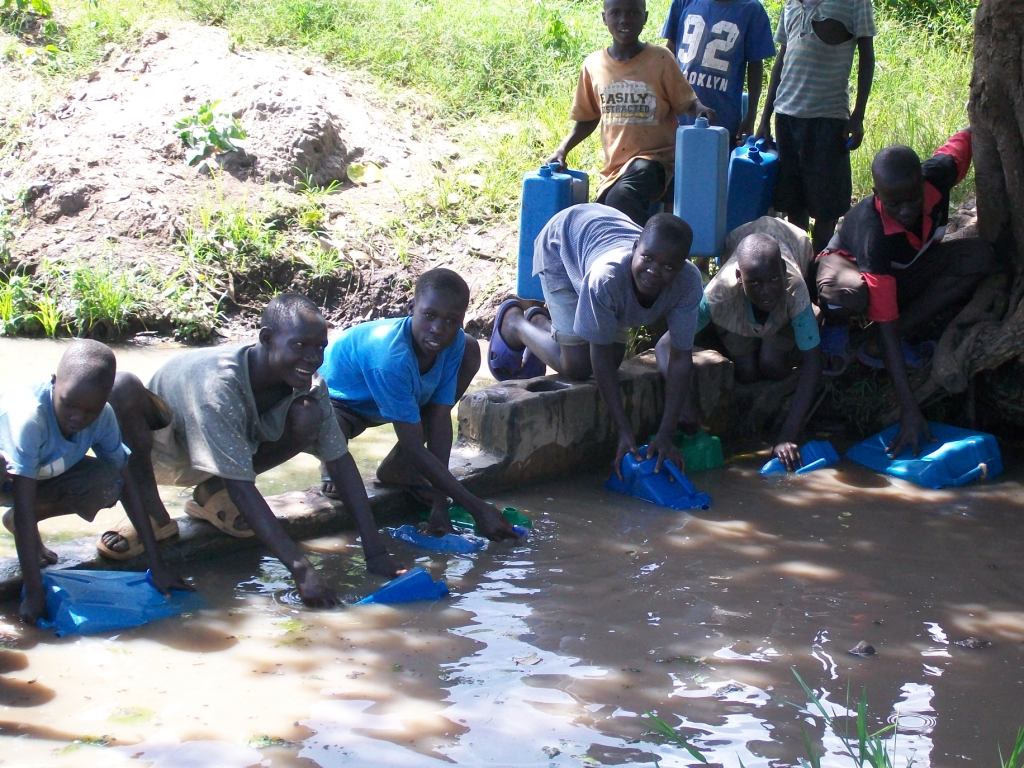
[820,324,852,377]
[184,488,255,538]
[521,306,550,378]
[97,516,180,561]
[488,298,542,381]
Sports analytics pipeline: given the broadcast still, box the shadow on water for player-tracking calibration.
[0,464,1020,766]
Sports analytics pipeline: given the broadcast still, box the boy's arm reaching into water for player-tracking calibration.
[392,415,517,542]
[590,342,639,479]
[649,346,689,471]
[773,346,823,471]
[877,321,931,457]
[11,475,45,624]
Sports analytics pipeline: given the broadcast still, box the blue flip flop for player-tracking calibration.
[488,299,545,381]
[856,339,935,370]
[820,324,851,377]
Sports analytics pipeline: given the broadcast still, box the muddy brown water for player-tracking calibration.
[1,340,1023,766]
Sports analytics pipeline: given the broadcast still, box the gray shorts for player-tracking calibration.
[540,273,629,347]
[0,456,122,522]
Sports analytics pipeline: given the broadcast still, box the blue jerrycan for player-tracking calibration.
[674,116,729,259]
[517,165,589,301]
[846,422,1003,489]
[727,137,779,234]
[760,440,839,475]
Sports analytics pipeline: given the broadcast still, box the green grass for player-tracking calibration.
[0,0,977,340]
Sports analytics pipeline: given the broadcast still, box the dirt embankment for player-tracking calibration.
[0,22,514,340]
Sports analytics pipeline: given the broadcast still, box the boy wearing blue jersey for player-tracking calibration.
[662,0,775,145]
[319,269,516,541]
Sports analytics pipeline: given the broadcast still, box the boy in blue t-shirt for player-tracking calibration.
[0,340,186,624]
[662,0,775,144]
[319,268,517,541]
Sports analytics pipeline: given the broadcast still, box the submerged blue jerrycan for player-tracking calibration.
[674,116,729,259]
[356,567,450,605]
[760,440,839,475]
[605,446,712,511]
[517,165,589,301]
[846,422,1003,489]
[727,136,779,234]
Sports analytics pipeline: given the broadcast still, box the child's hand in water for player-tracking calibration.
[19,587,46,626]
[149,564,193,595]
[772,442,802,472]
[364,548,407,579]
[613,431,641,480]
[646,432,683,474]
[467,500,517,542]
[294,566,340,608]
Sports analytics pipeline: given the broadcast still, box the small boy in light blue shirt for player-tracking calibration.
[319,268,517,541]
[0,340,186,624]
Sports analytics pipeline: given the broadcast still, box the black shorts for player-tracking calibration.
[774,114,852,221]
[329,399,387,440]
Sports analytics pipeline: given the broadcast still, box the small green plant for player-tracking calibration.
[643,711,708,764]
[792,669,901,768]
[0,273,32,335]
[31,294,64,338]
[69,264,145,336]
[297,242,348,280]
[1,0,53,35]
[174,100,247,170]
[1002,727,1024,768]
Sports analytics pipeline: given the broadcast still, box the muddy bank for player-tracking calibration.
[0,22,513,342]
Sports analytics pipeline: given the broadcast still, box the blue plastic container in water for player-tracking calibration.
[674,116,729,259]
[385,524,487,554]
[845,422,1003,489]
[517,165,588,301]
[605,446,712,510]
[356,567,450,605]
[760,440,840,475]
[727,137,779,234]
[37,569,204,637]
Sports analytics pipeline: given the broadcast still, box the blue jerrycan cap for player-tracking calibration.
[385,524,488,554]
[605,445,712,511]
[760,440,840,475]
[355,567,450,605]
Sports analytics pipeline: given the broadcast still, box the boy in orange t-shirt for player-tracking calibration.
[547,0,715,225]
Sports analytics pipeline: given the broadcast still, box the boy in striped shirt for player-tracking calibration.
[756,0,875,254]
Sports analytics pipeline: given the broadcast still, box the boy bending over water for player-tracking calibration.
[492,203,701,475]
[100,293,403,607]
[319,268,517,540]
[0,340,187,624]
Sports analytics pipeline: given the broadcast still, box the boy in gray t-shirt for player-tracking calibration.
[492,203,702,475]
[99,293,403,607]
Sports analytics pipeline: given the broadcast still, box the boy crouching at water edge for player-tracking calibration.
[491,203,702,476]
[680,217,822,470]
[318,268,518,541]
[0,340,188,624]
[99,293,405,608]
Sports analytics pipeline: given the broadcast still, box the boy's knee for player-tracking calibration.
[284,396,321,448]
[816,252,868,320]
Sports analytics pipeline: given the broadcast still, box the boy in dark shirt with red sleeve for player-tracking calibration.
[814,128,999,455]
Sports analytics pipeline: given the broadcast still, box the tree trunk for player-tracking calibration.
[912,0,1024,407]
